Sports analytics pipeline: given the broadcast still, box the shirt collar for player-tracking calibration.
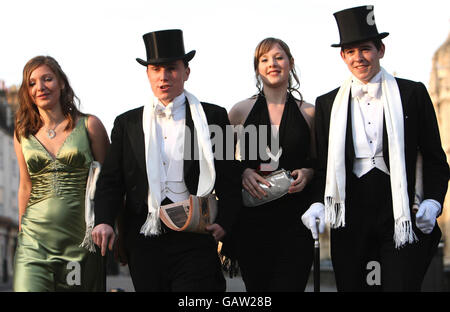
[351,70,382,99]
[154,92,186,118]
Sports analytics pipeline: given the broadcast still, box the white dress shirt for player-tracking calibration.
[350,71,390,178]
[154,92,190,202]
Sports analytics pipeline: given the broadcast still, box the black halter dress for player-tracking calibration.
[234,93,315,291]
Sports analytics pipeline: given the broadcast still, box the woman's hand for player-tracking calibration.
[289,168,314,194]
[242,168,271,199]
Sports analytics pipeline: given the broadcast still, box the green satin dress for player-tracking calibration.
[13,117,105,292]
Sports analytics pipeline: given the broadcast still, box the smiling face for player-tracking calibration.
[28,64,64,111]
[147,60,190,105]
[340,41,385,84]
[257,43,292,89]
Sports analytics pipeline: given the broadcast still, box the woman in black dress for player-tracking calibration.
[228,37,316,291]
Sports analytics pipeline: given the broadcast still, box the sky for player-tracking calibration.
[1,0,449,135]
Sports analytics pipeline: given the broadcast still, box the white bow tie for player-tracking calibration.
[351,82,380,99]
[155,104,172,119]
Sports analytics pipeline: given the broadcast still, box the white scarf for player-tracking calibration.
[80,160,101,252]
[325,67,417,248]
[141,90,216,236]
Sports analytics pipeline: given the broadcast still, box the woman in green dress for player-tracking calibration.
[13,56,110,291]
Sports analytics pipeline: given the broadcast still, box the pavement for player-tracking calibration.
[1,260,338,292]
[107,270,338,292]
[107,273,248,292]
[1,271,337,292]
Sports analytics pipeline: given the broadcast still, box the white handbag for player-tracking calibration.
[242,169,294,207]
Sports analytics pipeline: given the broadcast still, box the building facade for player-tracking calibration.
[0,81,19,283]
[429,32,450,266]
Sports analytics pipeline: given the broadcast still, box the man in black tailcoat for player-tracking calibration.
[91,29,241,291]
[301,6,449,291]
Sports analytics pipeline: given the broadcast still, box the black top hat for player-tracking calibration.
[136,29,196,66]
[331,5,389,47]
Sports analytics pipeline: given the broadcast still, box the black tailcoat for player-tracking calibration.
[94,101,242,243]
[312,78,449,208]
[311,78,449,291]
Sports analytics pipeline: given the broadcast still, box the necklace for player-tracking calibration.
[46,119,65,139]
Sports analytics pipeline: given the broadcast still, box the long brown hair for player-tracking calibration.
[15,55,83,141]
[254,37,303,102]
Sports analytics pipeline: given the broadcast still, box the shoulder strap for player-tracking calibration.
[83,115,89,129]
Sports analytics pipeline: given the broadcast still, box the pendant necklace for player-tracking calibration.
[46,119,65,139]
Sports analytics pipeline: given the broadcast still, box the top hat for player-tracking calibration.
[136,29,196,66]
[331,5,389,47]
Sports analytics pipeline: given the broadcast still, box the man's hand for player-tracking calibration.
[415,199,441,234]
[92,224,116,256]
[301,202,325,239]
[206,223,226,242]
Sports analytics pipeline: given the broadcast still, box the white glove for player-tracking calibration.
[415,199,441,234]
[301,202,325,239]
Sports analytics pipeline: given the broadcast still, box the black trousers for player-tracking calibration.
[237,232,313,292]
[331,169,441,292]
[124,199,226,292]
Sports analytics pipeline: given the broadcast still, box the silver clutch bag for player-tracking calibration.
[242,169,294,207]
